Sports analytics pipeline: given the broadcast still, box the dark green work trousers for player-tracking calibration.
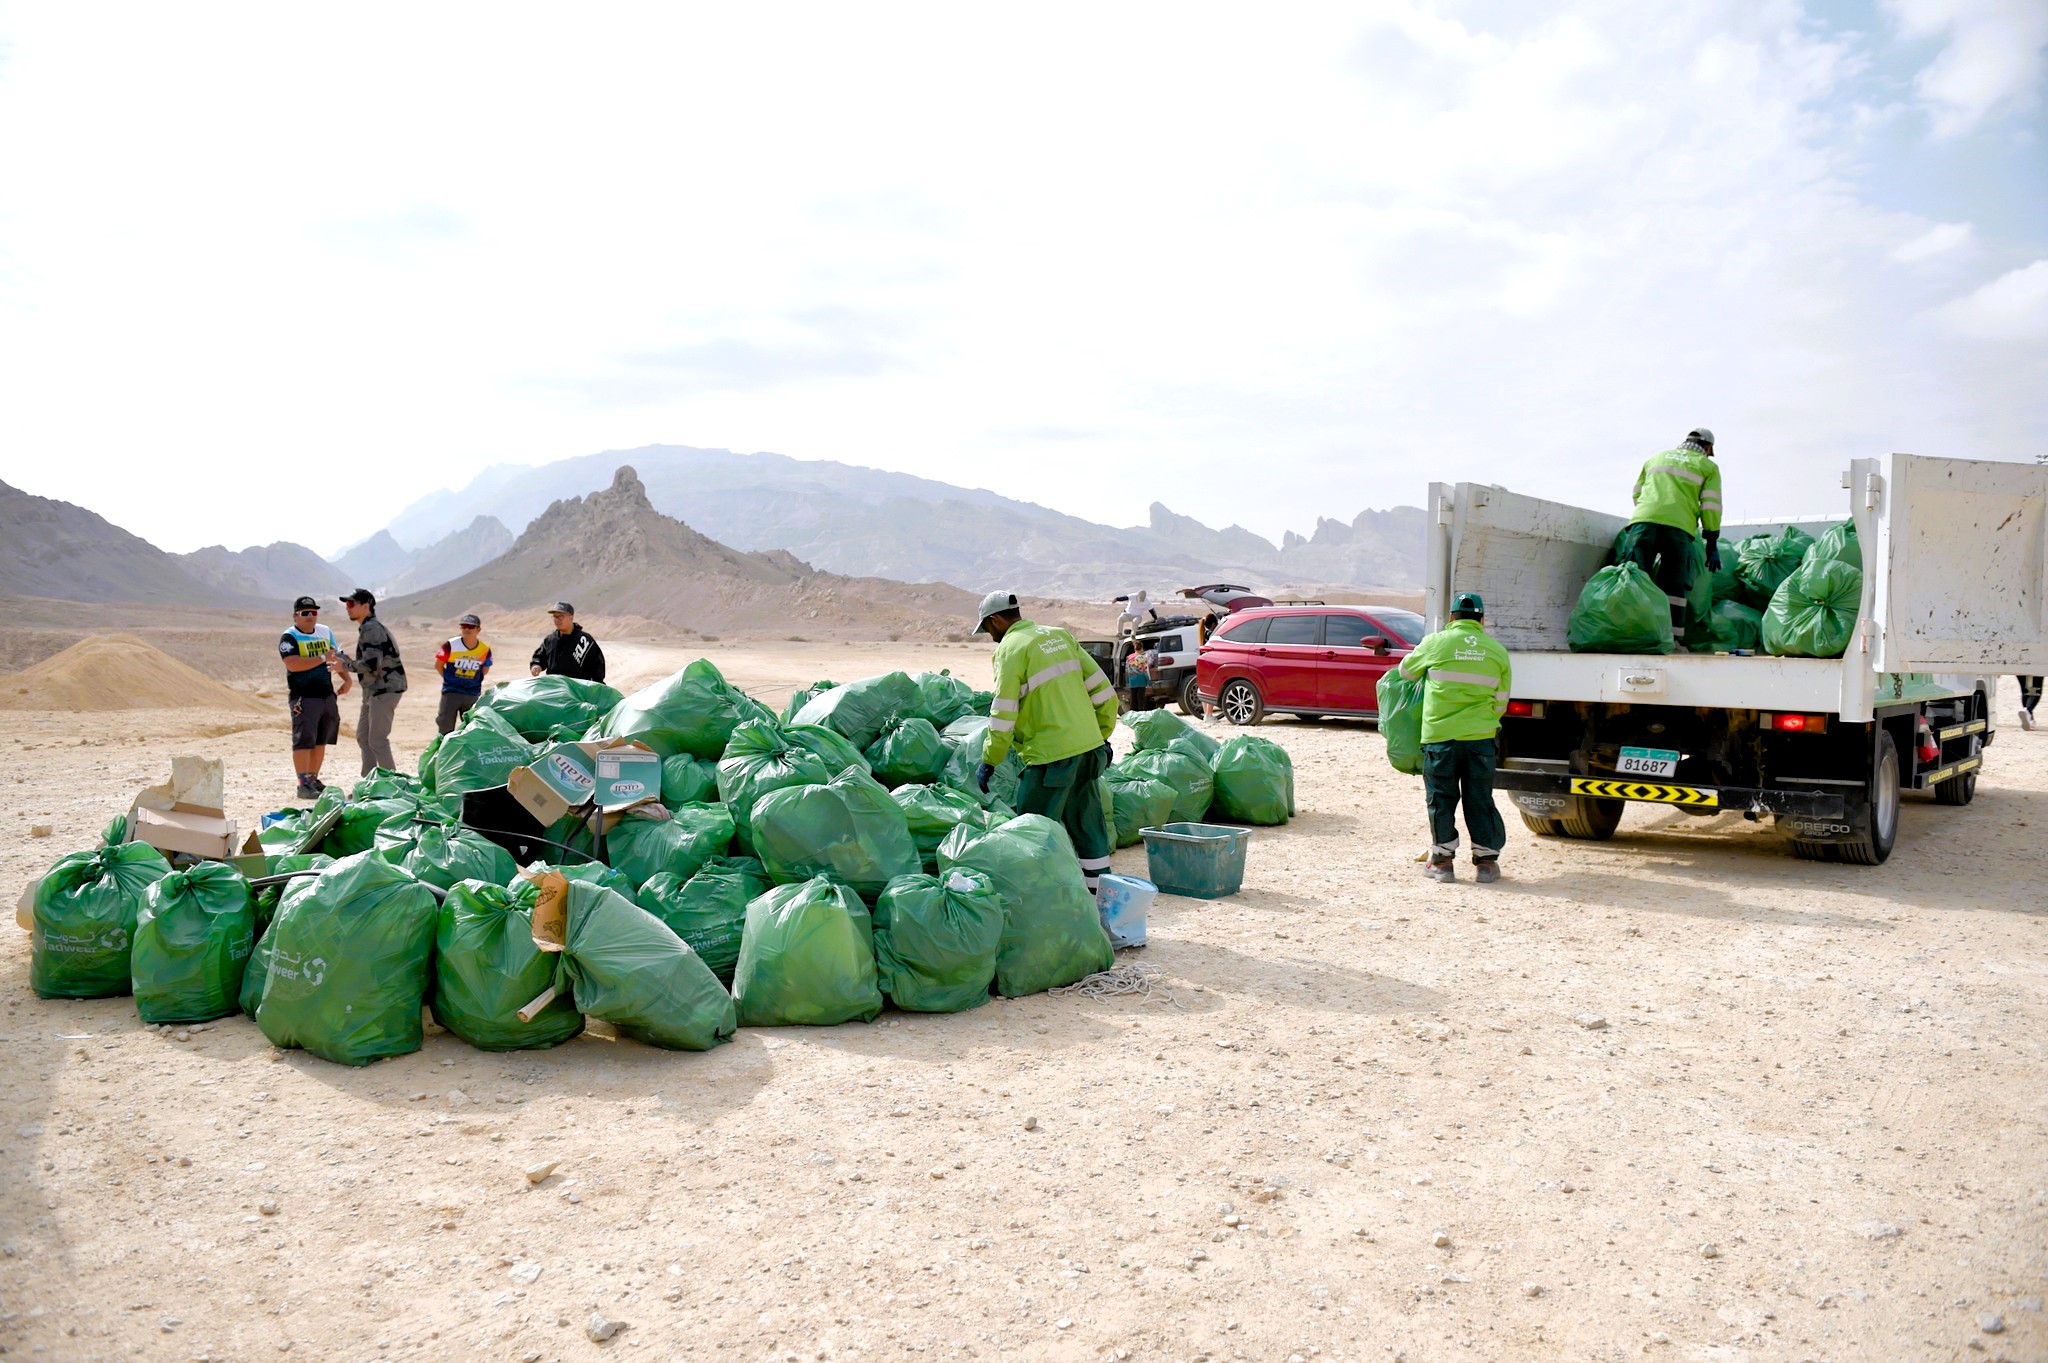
[1423,738,1505,863]
[1013,745,1114,895]
[1617,521,1697,633]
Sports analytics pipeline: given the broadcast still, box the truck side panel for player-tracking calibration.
[1875,454,2048,673]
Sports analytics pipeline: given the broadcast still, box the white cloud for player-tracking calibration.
[1938,260,2048,339]
[1891,221,1975,263]
[1887,0,2048,137]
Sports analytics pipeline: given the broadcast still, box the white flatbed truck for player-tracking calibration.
[1424,454,2047,864]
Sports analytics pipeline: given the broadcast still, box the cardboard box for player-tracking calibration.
[128,803,239,860]
[507,740,663,827]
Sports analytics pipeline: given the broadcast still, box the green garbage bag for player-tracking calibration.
[638,855,768,986]
[255,852,438,1066]
[425,707,536,796]
[750,767,921,897]
[394,822,518,892]
[1736,526,1814,606]
[661,753,720,809]
[506,860,643,910]
[1114,748,1212,823]
[717,721,837,846]
[1568,562,1675,655]
[909,671,979,729]
[732,877,882,1026]
[938,815,1112,998]
[242,866,329,1017]
[791,671,920,750]
[470,674,623,742]
[352,768,417,801]
[1209,735,1295,825]
[892,783,1009,869]
[252,852,332,937]
[431,880,584,1051]
[257,809,315,853]
[1762,559,1863,658]
[587,803,735,890]
[872,870,1004,1012]
[591,659,773,759]
[784,722,871,776]
[938,716,1024,807]
[30,835,170,999]
[415,733,442,789]
[1695,599,1764,653]
[865,717,951,788]
[319,796,419,858]
[131,863,255,1023]
[1375,670,1425,776]
[780,680,836,725]
[1806,519,1861,573]
[1708,555,1746,606]
[1124,709,1220,761]
[1105,768,1176,847]
[556,880,736,1050]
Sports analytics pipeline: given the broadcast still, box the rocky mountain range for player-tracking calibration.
[0,479,242,606]
[176,541,353,603]
[391,466,984,641]
[382,516,514,595]
[382,444,1426,598]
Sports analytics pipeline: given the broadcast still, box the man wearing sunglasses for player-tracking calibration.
[278,596,342,800]
[338,588,408,776]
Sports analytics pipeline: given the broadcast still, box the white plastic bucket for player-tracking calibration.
[1096,873,1155,949]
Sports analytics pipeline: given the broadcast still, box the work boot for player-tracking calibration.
[295,775,319,801]
[1424,858,1455,883]
[1474,859,1501,884]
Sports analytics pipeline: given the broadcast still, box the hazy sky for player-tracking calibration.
[1,2,2042,555]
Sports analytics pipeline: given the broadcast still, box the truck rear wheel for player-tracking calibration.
[1934,737,1979,806]
[1793,731,1899,865]
[1521,795,1623,840]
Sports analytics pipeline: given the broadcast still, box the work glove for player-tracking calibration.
[1703,533,1721,573]
[975,762,995,794]
[1099,741,1114,764]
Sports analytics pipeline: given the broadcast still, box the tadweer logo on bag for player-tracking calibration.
[97,926,130,951]
[271,950,327,988]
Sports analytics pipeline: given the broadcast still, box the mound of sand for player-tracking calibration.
[0,634,274,712]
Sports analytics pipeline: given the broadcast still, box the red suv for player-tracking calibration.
[1196,605,1424,725]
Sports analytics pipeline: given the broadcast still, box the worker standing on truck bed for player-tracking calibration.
[1619,427,1723,634]
[1399,591,1512,883]
[974,590,1120,898]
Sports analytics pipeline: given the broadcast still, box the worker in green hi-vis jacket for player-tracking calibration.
[1398,591,1513,884]
[1618,427,1724,635]
[973,590,1120,898]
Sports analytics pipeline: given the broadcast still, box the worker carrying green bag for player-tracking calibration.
[1617,427,1723,635]
[1397,592,1513,885]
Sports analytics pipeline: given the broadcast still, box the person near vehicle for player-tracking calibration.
[1397,591,1512,884]
[278,596,342,800]
[975,591,1120,898]
[434,613,493,734]
[1618,427,1723,634]
[530,602,606,683]
[337,588,407,776]
[2020,676,2043,732]
[1125,646,1154,710]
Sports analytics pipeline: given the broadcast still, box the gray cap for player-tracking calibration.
[1686,427,1715,449]
[458,613,482,627]
[974,590,1020,632]
[548,601,574,615]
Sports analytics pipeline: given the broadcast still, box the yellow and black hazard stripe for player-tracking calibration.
[1569,777,1720,808]
[1934,719,1988,743]
[1922,755,1984,785]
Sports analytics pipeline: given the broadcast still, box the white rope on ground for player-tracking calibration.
[1052,962,1172,1003]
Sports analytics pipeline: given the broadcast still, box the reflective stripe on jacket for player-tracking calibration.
[982,619,1118,767]
[1398,619,1512,745]
[1629,443,1722,535]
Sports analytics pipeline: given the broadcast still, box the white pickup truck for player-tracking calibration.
[1424,454,2047,864]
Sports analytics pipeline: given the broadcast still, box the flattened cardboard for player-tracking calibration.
[522,868,569,953]
[128,803,239,860]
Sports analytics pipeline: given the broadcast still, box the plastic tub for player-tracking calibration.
[1139,822,1250,899]
[1095,873,1155,948]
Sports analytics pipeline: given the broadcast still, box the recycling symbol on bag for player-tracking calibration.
[302,957,328,987]
[98,926,129,951]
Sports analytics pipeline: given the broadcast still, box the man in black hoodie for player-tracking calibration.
[530,602,606,683]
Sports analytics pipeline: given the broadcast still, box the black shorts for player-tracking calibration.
[290,695,340,750]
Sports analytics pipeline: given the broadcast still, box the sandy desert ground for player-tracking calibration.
[1,628,2043,1363]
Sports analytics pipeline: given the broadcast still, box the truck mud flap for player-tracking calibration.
[1495,769,1846,818]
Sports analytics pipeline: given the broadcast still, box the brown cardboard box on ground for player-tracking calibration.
[128,804,240,860]
[507,739,664,827]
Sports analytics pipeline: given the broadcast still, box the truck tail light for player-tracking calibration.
[1504,699,1543,718]
[1763,712,1826,733]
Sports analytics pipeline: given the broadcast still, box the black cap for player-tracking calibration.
[458,613,482,627]
[292,596,318,612]
[548,601,575,615]
[341,588,376,607]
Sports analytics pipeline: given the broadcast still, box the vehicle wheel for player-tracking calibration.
[1218,679,1264,726]
[1178,674,1204,718]
[1800,731,1900,865]
[1934,760,1977,806]
[1556,795,1625,840]
[1521,812,1566,837]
